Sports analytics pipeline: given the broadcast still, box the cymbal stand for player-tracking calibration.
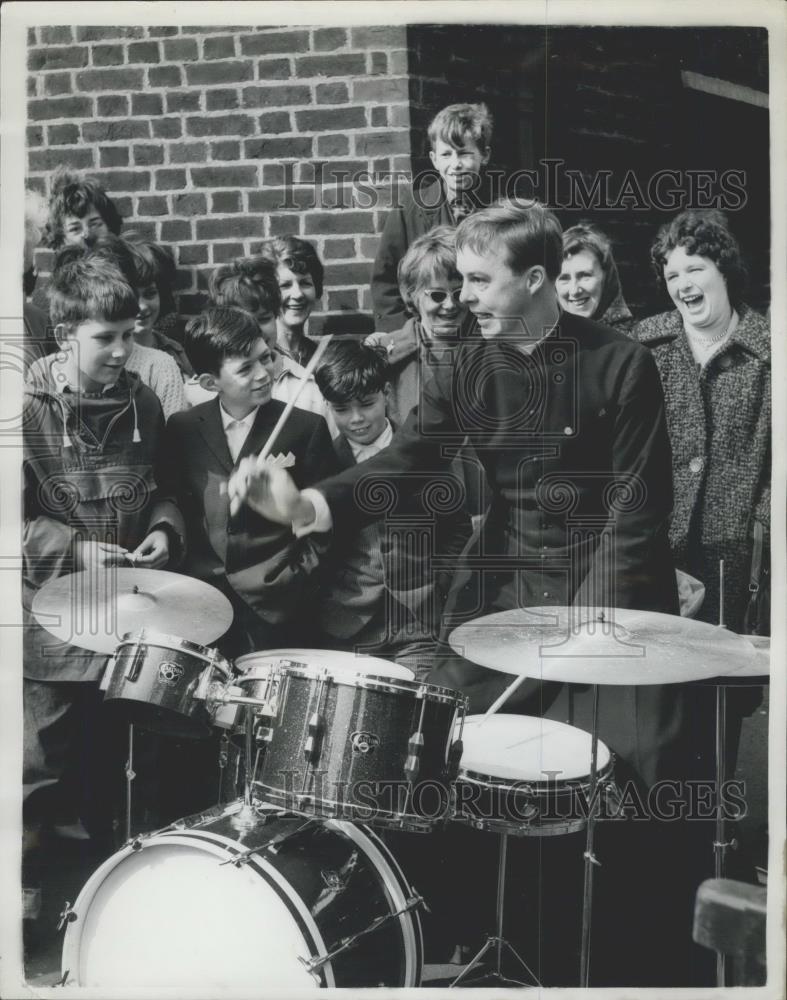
[124,723,135,842]
[449,829,541,988]
[579,682,601,987]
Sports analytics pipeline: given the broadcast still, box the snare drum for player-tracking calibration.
[453,715,615,837]
[233,653,466,832]
[102,630,233,740]
[61,802,423,988]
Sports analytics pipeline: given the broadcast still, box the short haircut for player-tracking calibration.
[315,340,389,404]
[650,209,748,307]
[456,199,563,280]
[428,102,493,152]
[128,239,178,317]
[398,225,462,311]
[209,255,281,315]
[47,255,138,327]
[255,236,324,297]
[45,169,124,249]
[185,306,264,376]
[562,223,614,271]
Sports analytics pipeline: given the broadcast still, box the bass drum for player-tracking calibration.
[61,803,423,989]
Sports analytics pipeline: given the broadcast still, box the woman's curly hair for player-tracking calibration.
[650,209,748,307]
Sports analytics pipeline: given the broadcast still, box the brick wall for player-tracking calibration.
[26,24,414,336]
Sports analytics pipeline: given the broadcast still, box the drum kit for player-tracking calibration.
[33,569,768,989]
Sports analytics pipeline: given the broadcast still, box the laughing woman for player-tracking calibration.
[633,209,770,634]
[257,236,324,367]
[556,223,634,334]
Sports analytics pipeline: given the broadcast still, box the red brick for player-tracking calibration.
[29,147,94,172]
[169,142,208,164]
[179,293,209,314]
[210,141,241,161]
[295,54,366,78]
[130,220,157,241]
[27,77,38,98]
[155,169,187,190]
[323,238,355,259]
[258,111,291,133]
[41,26,73,44]
[27,125,44,148]
[211,244,245,265]
[82,120,150,142]
[76,68,144,91]
[196,216,264,240]
[187,115,255,138]
[182,25,247,34]
[128,41,161,64]
[206,89,240,112]
[172,193,208,216]
[47,123,80,145]
[268,215,301,236]
[244,136,313,159]
[204,35,236,59]
[27,28,37,46]
[257,58,291,80]
[163,38,199,61]
[303,160,367,186]
[262,164,294,186]
[91,44,124,67]
[94,170,151,192]
[174,269,196,291]
[186,61,254,86]
[100,146,129,167]
[389,50,409,75]
[167,90,201,113]
[96,94,129,117]
[295,107,366,132]
[315,82,350,106]
[191,166,258,188]
[137,196,168,216]
[328,289,360,311]
[161,220,193,242]
[147,27,178,38]
[178,244,208,265]
[350,26,407,48]
[44,73,72,96]
[148,65,182,87]
[317,135,350,157]
[313,27,347,51]
[132,93,164,116]
[243,85,311,108]
[371,107,388,127]
[152,118,182,139]
[354,131,410,157]
[305,212,374,237]
[133,145,165,167]
[352,78,409,103]
[77,26,144,41]
[211,191,242,213]
[390,105,410,128]
[28,96,93,121]
[28,46,89,71]
[370,52,388,75]
[248,188,317,213]
[239,30,309,56]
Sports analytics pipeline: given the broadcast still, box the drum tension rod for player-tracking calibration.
[404,731,424,781]
[56,901,77,932]
[298,894,426,977]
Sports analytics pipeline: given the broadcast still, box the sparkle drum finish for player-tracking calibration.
[101,630,232,739]
[60,803,423,989]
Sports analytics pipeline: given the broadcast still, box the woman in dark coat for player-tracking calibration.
[557,223,635,335]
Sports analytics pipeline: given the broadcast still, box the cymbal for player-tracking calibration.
[32,569,234,654]
[716,635,770,680]
[448,607,760,685]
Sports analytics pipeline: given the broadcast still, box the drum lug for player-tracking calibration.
[447,738,463,781]
[194,664,214,702]
[404,731,424,781]
[303,712,323,763]
[99,655,116,692]
[56,901,77,932]
[124,643,147,682]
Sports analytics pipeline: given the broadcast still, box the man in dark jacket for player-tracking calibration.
[371,102,494,331]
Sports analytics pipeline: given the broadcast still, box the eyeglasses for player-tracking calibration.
[422,288,463,305]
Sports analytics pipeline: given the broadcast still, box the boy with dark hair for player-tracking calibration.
[45,168,124,250]
[371,102,493,331]
[23,254,184,925]
[314,340,470,677]
[164,306,337,658]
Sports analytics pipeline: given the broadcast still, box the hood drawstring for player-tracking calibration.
[131,396,142,443]
[55,393,74,449]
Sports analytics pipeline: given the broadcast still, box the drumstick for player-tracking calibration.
[255,334,334,466]
[481,669,532,722]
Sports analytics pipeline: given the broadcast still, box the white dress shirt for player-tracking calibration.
[220,403,258,462]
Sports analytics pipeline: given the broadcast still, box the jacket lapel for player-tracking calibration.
[236,402,282,464]
[197,399,234,474]
[333,435,357,470]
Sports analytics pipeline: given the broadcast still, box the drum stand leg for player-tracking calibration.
[124,723,135,842]
[579,683,601,987]
[449,832,541,988]
[713,682,733,987]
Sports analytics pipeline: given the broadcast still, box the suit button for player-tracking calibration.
[689,457,704,473]
[719,356,732,369]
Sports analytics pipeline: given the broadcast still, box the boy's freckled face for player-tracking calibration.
[212,338,275,418]
[60,317,135,392]
[63,204,111,247]
[329,391,387,447]
[429,137,490,200]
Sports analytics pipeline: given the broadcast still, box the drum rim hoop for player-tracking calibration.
[457,756,613,791]
[240,665,467,704]
[117,631,231,675]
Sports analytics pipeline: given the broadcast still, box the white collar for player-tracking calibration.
[219,402,259,430]
[349,419,393,461]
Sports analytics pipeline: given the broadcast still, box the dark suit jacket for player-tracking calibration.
[164,398,338,640]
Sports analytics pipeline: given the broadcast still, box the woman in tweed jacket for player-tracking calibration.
[633,210,770,634]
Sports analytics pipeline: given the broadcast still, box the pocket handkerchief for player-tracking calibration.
[264,451,296,469]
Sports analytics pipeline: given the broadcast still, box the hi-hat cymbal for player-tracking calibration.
[448,607,759,685]
[32,569,234,654]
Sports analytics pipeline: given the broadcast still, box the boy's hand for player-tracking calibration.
[127,529,170,569]
[73,540,130,572]
[227,457,315,526]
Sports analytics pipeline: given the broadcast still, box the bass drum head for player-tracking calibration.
[459,714,611,782]
[234,648,415,682]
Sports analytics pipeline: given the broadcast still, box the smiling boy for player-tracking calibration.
[371,103,493,331]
